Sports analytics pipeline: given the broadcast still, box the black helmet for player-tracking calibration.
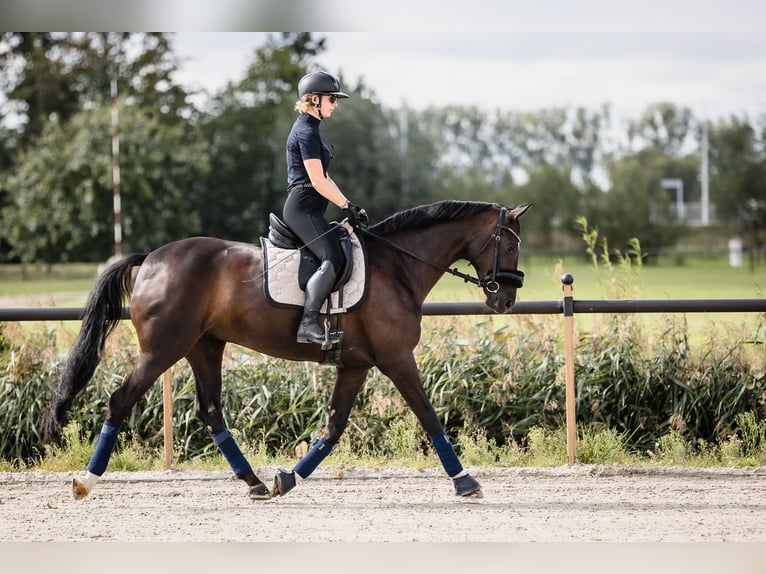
[297,71,350,99]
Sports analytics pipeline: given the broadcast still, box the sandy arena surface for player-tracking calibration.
[2,465,766,543]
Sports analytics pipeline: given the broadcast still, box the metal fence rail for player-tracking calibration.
[3,298,766,321]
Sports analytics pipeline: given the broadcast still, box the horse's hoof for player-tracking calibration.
[72,478,90,500]
[272,468,296,497]
[248,483,271,501]
[453,473,483,498]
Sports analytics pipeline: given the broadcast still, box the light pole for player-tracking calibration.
[111,78,122,258]
[700,122,710,226]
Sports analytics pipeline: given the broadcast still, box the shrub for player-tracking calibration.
[1,310,764,467]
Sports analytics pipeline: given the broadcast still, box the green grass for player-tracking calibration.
[0,263,100,299]
[4,420,763,473]
[429,255,765,349]
[3,257,763,349]
[430,255,766,301]
[2,256,764,302]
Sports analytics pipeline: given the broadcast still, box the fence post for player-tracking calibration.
[162,368,174,470]
[562,273,577,465]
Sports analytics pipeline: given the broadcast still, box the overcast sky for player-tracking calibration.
[172,31,766,124]
[3,1,765,125]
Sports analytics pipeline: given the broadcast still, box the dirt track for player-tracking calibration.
[2,465,766,542]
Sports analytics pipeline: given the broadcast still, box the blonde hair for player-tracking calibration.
[295,95,315,114]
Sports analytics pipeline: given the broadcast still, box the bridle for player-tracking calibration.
[358,206,525,294]
[473,206,525,293]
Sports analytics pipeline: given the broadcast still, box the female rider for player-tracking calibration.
[282,71,368,344]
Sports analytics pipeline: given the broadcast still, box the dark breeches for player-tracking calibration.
[283,189,345,270]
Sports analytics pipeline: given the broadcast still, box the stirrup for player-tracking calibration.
[297,318,342,348]
[321,319,342,350]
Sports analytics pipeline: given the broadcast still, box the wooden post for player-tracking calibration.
[562,273,577,465]
[162,368,173,470]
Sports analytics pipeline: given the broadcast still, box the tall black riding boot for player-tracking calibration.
[296,261,337,344]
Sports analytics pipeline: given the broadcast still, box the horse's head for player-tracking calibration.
[471,203,532,313]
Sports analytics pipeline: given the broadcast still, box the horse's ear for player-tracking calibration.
[508,203,533,220]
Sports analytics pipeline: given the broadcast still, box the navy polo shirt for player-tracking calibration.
[286,113,333,188]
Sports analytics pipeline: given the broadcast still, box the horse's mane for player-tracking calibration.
[368,200,498,237]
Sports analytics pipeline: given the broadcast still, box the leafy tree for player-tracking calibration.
[492,107,610,181]
[584,149,694,257]
[388,106,444,210]
[195,33,322,240]
[708,116,766,263]
[4,101,207,263]
[322,81,433,220]
[0,33,82,148]
[0,121,19,261]
[418,105,517,189]
[563,105,613,187]
[517,165,581,248]
[72,33,193,124]
[0,32,191,149]
[627,102,695,156]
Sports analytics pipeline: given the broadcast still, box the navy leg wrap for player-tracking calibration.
[212,429,254,478]
[87,420,120,476]
[430,431,463,477]
[293,438,333,479]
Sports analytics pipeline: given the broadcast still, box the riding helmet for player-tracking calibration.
[297,71,350,99]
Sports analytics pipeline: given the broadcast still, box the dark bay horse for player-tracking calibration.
[45,200,531,500]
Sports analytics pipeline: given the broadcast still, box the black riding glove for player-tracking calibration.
[343,202,369,230]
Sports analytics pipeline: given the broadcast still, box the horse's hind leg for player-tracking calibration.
[72,351,176,500]
[187,336,270,500]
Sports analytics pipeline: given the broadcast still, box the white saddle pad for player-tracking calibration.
[260,234,367,314]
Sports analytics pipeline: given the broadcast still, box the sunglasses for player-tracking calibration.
[327,95,338,104]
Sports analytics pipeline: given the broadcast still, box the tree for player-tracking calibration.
[322,80,432,220]
[627,102,696,156]
[709,116,766,264]
[3,101,207,263]
[418,105,517,189]
[517,165,581,249]
[0,32,192,149]
[388,105,444,210]
[72,33,193,123]
[0,33,82,148]
[583,149,694,257]
[195,34,323,240]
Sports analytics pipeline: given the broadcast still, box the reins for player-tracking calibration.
[358,207,524,293]
[253,207,525,293]
[358,227,482,286]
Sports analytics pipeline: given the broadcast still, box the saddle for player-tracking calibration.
[267,213,355,292]
[261,214,368,361]
[262,212,365,302]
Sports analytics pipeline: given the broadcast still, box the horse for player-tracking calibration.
[45,199,531,500]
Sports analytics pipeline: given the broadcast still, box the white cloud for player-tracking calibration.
[169,31,766,121]
[318,32,766,120]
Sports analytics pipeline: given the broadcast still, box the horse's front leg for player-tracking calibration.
[379,351,483,498]
[273,366,369,497]
[188,336,270,500]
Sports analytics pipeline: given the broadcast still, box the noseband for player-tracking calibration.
[358,206,524,294]
[476,207,525,294]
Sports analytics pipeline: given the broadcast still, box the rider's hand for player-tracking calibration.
[343,202,369,230]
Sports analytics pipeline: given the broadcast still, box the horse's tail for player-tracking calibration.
[44,253,149,440]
